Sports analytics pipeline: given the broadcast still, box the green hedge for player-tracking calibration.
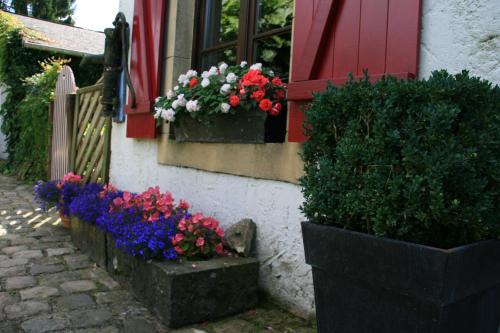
[0,11,100,180]
[301,71,500,248]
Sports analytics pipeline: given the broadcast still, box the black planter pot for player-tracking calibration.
[173,108,267,143]
[302,222,500,333]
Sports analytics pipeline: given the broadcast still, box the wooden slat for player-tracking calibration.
[77,117,106,174]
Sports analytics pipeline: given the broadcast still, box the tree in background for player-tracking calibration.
[0,0,75,24]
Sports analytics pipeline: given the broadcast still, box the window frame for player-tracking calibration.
[192,0,293,71]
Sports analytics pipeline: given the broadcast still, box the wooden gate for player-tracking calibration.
[69,79,111,183]
[50,66,77,180]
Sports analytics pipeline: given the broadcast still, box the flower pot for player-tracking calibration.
[301,222,500,333]
[69,217,107,268]
[106,235,259,328]
[173,108,267,143]
[59,212,71,228]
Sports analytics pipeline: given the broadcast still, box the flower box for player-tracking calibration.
[70,216,107,268]
[173,108,267,143]
[106,235,259,328]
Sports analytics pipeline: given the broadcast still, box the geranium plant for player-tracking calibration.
[153,61,286,125]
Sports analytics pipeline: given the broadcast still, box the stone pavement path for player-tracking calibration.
[0,174,316,333]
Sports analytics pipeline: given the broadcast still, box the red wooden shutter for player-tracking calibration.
[125,0,167,138]
[288,0,422,142]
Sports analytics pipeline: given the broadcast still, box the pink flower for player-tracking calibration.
[178,219,187,231]
[174,246,184,254]
[196,237,205,247]
[179,200,190,210]
[112,197,124,207]
[215,227,225,238]
[192,213,204,224]
[215,243,224,255]
[173,233,184,245]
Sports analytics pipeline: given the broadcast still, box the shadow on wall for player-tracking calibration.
[0,85,7,160]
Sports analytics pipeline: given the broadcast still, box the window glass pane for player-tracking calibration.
[256,0,293,33]
[254,32,291,80]
[202,48,237,69]
[203,0,240,48]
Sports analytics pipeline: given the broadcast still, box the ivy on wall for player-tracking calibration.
[0,11,101,180]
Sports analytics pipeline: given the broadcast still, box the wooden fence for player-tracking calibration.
[49,67,111,183]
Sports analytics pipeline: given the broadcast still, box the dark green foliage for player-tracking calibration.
[300,71,500,248]
[3,0,76,24]
[0,13,101,179]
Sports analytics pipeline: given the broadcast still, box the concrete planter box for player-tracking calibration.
[106,235,259,328]
[69,217,107,267]
[302,222,500,333]
[173,109,267,143]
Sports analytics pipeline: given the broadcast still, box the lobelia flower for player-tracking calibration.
[259,98,273,112]
[219,62,228,74]
[176,94,187,107]
[226,72,237,83]
[220,83,231,95]
[166,90,175,100]
[201,78,210,88]
[250,62,262,71]
[240,61,248,67]
[220,103,231,113]
[186,100,200,112]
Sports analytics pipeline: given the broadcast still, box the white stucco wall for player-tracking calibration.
[111,0,500,318]
[419,0,500,84]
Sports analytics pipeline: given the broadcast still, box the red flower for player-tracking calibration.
[229,95,240,107]
[251,90,265,102]
[272,77,283,86]
[189,77,198,88]
[178,200,190,210]
[270,102,282,116]
[215,243,224,255]
[275,89,286,100]
[241,69,269,88]
[259,98,273,112]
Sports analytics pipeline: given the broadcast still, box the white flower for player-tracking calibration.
[268,70,274,76]
[220,83,231,95]
[166,90,175,100]
[186,69,198,78]
[174,85,179,91]
[182,79,190,87]
[178,74,188,84]
[155,96,161,103]
[171,100,179,109]
[176,94,187,107]
[153,107,163,119]
[218,62,228,74]
[186,100,201,112]
[226,73,237,83]
[162,108,176,122]
[201,78,210,88]
[220,103,231,113]
[201,71,210,79]
[208,66,218,76]
[250,63,262,71]
[240,61,248,68]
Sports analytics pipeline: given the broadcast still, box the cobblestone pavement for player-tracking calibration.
[0,174,316,333]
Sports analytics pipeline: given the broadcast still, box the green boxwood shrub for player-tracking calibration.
[300,71,500,248]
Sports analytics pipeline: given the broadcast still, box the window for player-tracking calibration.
[194,0,294,142]
[194,0,293,79]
